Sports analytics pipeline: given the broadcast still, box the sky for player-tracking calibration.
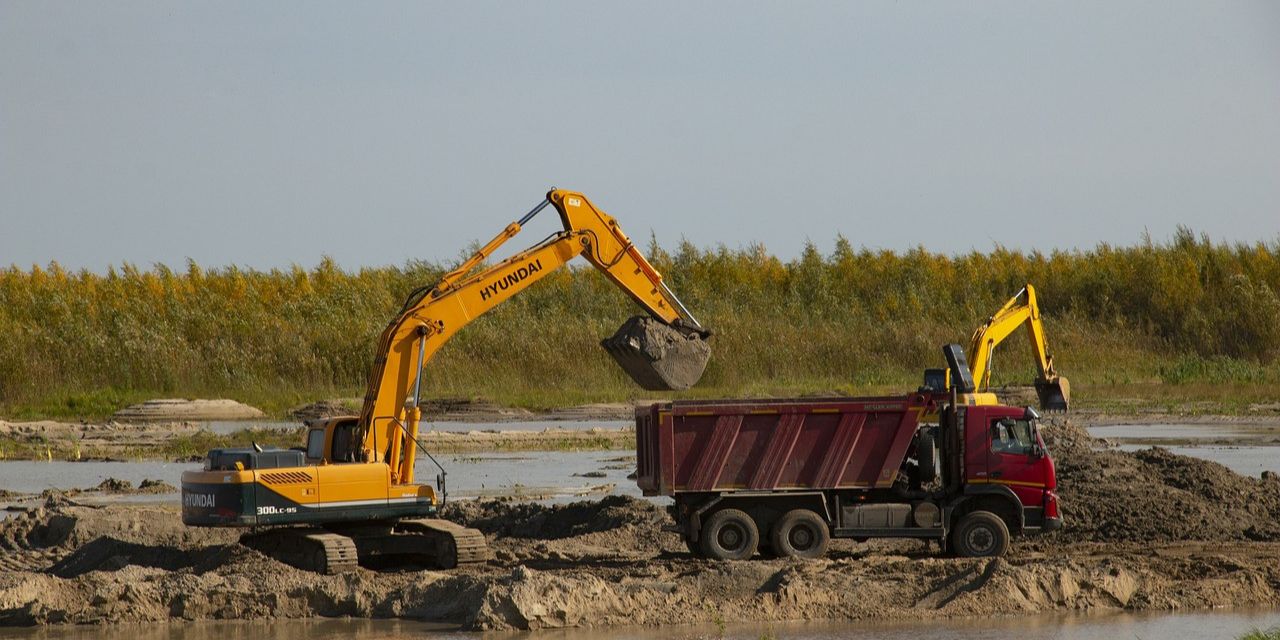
[2,1,1278,272]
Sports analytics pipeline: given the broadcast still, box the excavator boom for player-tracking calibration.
[967,284,1069,411]
[358,189,711,484]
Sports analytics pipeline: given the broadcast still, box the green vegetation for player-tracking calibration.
[2,228,1279,420]
[0,428,304,462]
[1240,628,1280,640]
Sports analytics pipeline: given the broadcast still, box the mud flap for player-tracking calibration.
[601,316,711,391]
[1034,376,1070,412]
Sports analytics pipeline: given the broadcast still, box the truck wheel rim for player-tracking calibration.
[719,525,744,550]
[965,526,994,554]
[790,526,814,550]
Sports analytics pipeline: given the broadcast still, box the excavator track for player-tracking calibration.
[240,529,359,574]
[395,518,490,568]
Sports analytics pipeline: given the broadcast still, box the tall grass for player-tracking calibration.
[2,228,1278,418]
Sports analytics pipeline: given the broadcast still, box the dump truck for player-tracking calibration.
[637,345,1061,560]
[181,188,711,572]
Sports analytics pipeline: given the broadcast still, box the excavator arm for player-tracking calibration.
[966,284,1070,411]
[355,189,710,484]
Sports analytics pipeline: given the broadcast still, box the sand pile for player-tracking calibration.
[1041,417,1280,543]
[112,399,265,421]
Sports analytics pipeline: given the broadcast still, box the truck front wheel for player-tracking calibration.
[951,511,1010,558]
[770,509,830,560]
[700,509,759,560]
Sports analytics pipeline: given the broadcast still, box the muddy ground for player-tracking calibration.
[2,419,1280,630]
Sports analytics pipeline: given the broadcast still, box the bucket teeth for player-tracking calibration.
[602,316,711,391]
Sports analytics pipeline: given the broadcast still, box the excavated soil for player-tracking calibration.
[2,418,1279,630]
[602,315,711,391]
[1037,417,1280,544]
[112,399,266,421]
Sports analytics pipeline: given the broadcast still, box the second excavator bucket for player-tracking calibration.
[602,316,711,391]
[1034,376,1071,412]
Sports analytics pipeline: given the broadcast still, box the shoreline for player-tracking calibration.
[4,403,1280,462]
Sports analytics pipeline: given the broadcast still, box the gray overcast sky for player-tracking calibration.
[2,1,1278,271]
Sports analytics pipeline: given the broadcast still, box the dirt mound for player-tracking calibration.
[112,399,265,421]
[443,495,662,540]
[48,537,243,578]
[288,400,358,421]
[1041,417,1280,543]
[95,478,133,493]
[137,479,177,494]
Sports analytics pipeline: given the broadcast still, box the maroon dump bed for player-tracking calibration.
[636,393,933,496]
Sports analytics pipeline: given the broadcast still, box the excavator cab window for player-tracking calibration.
[306,429,326,461]
[331,422,359,463]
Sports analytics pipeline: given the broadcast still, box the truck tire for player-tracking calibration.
[700,509,759,560]
[951,511,1010,558]
[770,509,830,560]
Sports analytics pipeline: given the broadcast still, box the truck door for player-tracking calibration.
[984,414,1048,509]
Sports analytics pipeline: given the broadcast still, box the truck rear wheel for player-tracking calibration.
[770,509,829,560]
[700,508,759,560]
[951,511,1010,558]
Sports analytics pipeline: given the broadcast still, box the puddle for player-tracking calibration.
[1115,444,1280,478]
[1086,423,1280,478]
[0,450,641,506]
[0,460,197,496]
[1087,423,1280,442]
[0,608,1278,640]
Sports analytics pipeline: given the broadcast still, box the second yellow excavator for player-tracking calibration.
[923,284,1070,412]
[180,188,711,572]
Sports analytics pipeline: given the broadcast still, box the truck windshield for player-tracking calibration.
[991,419,1036,455]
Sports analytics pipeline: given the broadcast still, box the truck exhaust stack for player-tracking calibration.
[602,316,711,391]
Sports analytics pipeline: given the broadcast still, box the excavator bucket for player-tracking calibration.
[602,316,711,391]
[1034,376,1071,412]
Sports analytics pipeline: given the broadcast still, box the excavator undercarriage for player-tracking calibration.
[240,518,488,574]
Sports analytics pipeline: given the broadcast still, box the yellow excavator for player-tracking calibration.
[923,284,1069,412]
[180,188,711,572]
